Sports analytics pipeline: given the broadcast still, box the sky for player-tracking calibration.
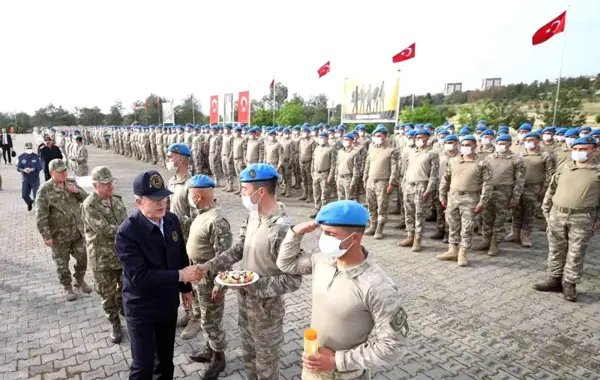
[1,0,599,114]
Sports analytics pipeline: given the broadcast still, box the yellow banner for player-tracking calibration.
[342,74,400,123]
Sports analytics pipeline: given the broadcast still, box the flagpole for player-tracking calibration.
[272,76,276,127]
[191,95,196,124]
[395,70,402,124]
[411,94,415,110]
[551,8,569,126]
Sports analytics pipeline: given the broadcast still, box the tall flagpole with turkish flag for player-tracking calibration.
[532,10,567,126]
[317,61,332,123]
[269,77,275,126]
[392,43,416,124]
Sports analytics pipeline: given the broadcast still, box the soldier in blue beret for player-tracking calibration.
[556,129,575,172]
[540,127,557,154]
[297,125,317,202]
[207,125,223,187]
[534,136,600,301]
[220,122,236,192]
[231,126,247,194]
[310,130,337,218]
[429,134,460,241]
[579,126,592,137]
[194,163,300,380]
[276,127,294,196]
[477,129,496,160]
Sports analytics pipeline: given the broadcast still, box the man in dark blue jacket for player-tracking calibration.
[17,142,44,211]
[115,170,202,380]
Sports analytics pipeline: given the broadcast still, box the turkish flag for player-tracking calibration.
[317,61,330,78]
[156,98,161,105]
[144,101,147,108]
[532,11,566,45]
[238,91,250,124]
[190,93,194,100]
[392,43,416,63]
[209,95,219,124]
[269,79,275,89]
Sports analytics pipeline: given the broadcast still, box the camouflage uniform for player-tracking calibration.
[205,204,301,380]
[434,149,460,236]
[298,137,316,201]
[311,143,337,214]
[221,133,235,190]
[35,173,88,290]
[81,188,128,323]
[232,135,247,194]
[336,145,363,201]
[68,143,89,176]
[209,133,223,182]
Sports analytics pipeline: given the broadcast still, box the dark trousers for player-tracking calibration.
[44,170,51,181]
[127,313,177,380]
[22,177,40,204]
[1,147,10,164]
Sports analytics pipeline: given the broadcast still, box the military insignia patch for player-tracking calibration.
[172,231,178,242]
[149,174,164,189]
[249,169,256,178]
[390,306,409,337]
[172,145,180,153]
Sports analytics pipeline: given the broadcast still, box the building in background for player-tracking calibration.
[482,78,502,90]
[444,83,463,95]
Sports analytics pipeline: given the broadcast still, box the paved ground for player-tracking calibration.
[2,135,600,380]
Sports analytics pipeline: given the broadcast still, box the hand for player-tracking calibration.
[67,183,78,193]
[302,347,337,372]
[386,184,394,195]
[44,239,53,247]
[293,220,320,234]
[327,176,333,184]
[180,265,204,283]
[441,201,447,208]
[23,168,32,173]
[181,292,193,308]
[422,192,429,201]
[211,287,225,303]
[475,204,483,213]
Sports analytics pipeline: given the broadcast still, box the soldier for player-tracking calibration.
[310,131,337,218]
[276,200,409,379]
[336,133,362,202]
[186,175,232,380]
[245,127,265,167]
[476,129,496,159]
[195,164,302,380]
[398,130,439,251]
[291,126,302,189]
[513,123,532,154]
[264,129,284,173]
[279,128,294,196]
[297,126,316,202]
[35,159,91,301]
[220,124,235,191]
[394,129,417,230]
[506,131,555,247]
[579,126,592,138]
[355,125,371,202]
[68,135,89,176]
[431,133,460,241]
[534,136,600,302]
[207,126,222,186]
[555,128,579,171]
[540,127,557,154]
[81,166,128,344]
[16,142,44,211]
[232,126,247,195]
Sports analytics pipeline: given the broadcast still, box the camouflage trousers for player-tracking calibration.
[238,292,285,380]
[279,162,292,191]
[222,156,234,184]
[234,159,246,190]
[312,172,332,210]
[366,180,389,224]
[292,157,301,187]
[191,275,226,351]
[446,191,480,249]
[193,153,203,175]
[392,185,403,215]
[512,183,543,232]
[546,208,594,284]
[209,154,222,177]
[403,181,430,234]
[300,161,313,197]
[337,174,357,201]
[150,144,157,164]
[51,239,87,288]
[433,195,447,232]
[481,186,513,241]
[93,270,122,323]
[71,163,89,177]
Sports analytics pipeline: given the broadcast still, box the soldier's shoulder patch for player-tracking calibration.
[172,230,178,242]
[390,306,409,337]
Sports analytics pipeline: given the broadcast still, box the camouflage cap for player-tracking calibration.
[48,159,67,172]
[91,166,114,184]
[24,142,33,149]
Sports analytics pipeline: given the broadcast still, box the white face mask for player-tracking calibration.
[495,144,507,153]
[372,137,383,145]
[524,142,536,150]
[318,232,354,259]
[572,150,589,162]
[444,144,454,151]
[25,149,33,154]
[311,132,317,137]
[415,140,424,148]
[241,188,262,212]
[566,137,576,147]
[481,138,491,146]
[394,130,400,134]
[543,134,553,142]
[460,146,472,155]
[580,133,589,138]
[303,132,309,138]
[188,194,197,209]
[342,140,351,148]
[166,160,177,172]
[518,133,526,140]
[359,131,365,137]
[335,133,341,138]
[270,136,277,142]
[318,139,327,146]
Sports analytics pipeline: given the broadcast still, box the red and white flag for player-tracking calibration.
[317,61,330,78]
[532,11,566,45]
[156,98,161,105]
[238,91,250,124]
[269,79,275,89]
[189,93,194,101]
[392,43,416,63]
[209,95,219,124]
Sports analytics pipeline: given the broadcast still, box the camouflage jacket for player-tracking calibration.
[81,192,128,271]
[35,178,88,242]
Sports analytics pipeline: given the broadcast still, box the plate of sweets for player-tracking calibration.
[215,270,260,287]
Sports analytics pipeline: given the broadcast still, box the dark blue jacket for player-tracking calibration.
[16,152,44,181]
[115,209,192,320]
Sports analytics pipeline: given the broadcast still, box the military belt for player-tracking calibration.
[315,169,330,174]
[302,160,311,163]
[338,174,352,178]
[524,182,543,188]
[493,185,513,190]
[553,206,595,214]
[234,157,243,160]
[407,181,427,186]
[450,190,479,196]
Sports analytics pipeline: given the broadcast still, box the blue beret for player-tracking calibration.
[315,200,369,227]
[580,126,592,132]
[337,126,345,131]
[564,128,580,138]
[481,129,495,136]
[234,126,242,131]
[518,123,532,131]
[302,122,310,127]
[446,123,455,129]
[343,133,355,140]
[405,122,414,127]
[301,126,310,132]
[249,127,259,133]
[424,123,433,128]
[496,135,512,142]
[224,124,232,129]
[293,126,301,130]
[267,129,276,135]
[444,135,458,142]
[168,143,191,157]
[415,130,430,137]
[240,163,279,182]
[438,128,449,135]
[357,125,367,131]
[592,129,600,136]
[188,175,215,189]
[311,126,320,131]
[394,124,401,130]
[194,126,201,130]
[406,129,417,137]
[498,126,509,134]
[477,120,487,125]
[283,128,291,133]
[542,127,556,134]
[534,128,543,134]
[318,131,328,137]
[210,125,219,130]
[459,127,471,135]
[185,123,193,128]
[476,125,487,132]
[73,129,81,133]
[557,128,567,134]
[571,136,597,147]
[460,135,476,142]
[133,170,172,200]
[524,132,541,139]
[327,128,335,133]
[74,135,83,140]
[372,126,388,135]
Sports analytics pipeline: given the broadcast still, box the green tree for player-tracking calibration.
[596,114,600,124]
[76,106,104,126]
[175,96,205,124]
[534,89,586,126]
[277,102,305,126]
[400,100,448,126]
[250,100,276,126]
[262,82,288,111]
[106,101,124,125]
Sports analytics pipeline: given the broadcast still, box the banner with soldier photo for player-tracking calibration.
[223,93,234,123]
[341,74,400,123]
[162,100,175,124]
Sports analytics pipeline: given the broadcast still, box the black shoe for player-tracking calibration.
[533,277,563,292]
[202,351,226,380]
[309,212,318,219]
[110,322,122,344]
[425,213,436,222]
[562,281,577,302]
[190,344,213,363]
[27,202,33,211]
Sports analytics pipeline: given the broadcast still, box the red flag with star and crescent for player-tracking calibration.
[317,61,330,78]
[532,11,566,45]
[392,43,416,63]
[269,79,275,89]
[238,91,250,124]
[209,95,219,124]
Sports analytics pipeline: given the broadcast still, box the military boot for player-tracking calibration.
[309,210,319,219]
[176,313,191,328]
[74,279,92,294]
[562,280,577,302]
[296,190,307,201]
[222,182,230,192]
[520,230,532,247]
[473,235,491,251]
[202,351,226,380]
[226,181,235,192]
[389,208,402,215]
[437,244,458,261]
[64,286,77,302]
[190,343,213,363]
[457,247,468,267]
[374,223,385,240]
[394,219,406,229]
[425,210,437,222]
[429,228,444,240]
[364,222,377,236]
[234,180,242,195]
[281,185,289,197]
[213,177,220,187]
[487,235,499,256]
[411,234,423,252]
[397,233,414,247]
[504,227,520,242]
[533,276,563,292]
[305,193,314,203]
[180,317,202,340]
[110,320,122,344]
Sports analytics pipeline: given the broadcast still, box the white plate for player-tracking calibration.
[215,271,260,287]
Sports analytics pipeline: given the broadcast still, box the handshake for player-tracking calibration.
[180,263,210,283]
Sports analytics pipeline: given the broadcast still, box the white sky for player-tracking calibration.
[1,0,599,114]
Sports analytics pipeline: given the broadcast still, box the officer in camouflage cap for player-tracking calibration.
[81,166,128,344]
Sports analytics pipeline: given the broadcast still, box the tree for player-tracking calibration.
[534,89,586,126]
[400,100,448,126]
[250,100,276,126]
[262,82,288,111]
[77,106,104,126]
[106,102,124,125]
[457,99,529,129]
[304,94,329,125]
[174,97,205,124]
[277,102,305,126]
[596,114,600,124]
